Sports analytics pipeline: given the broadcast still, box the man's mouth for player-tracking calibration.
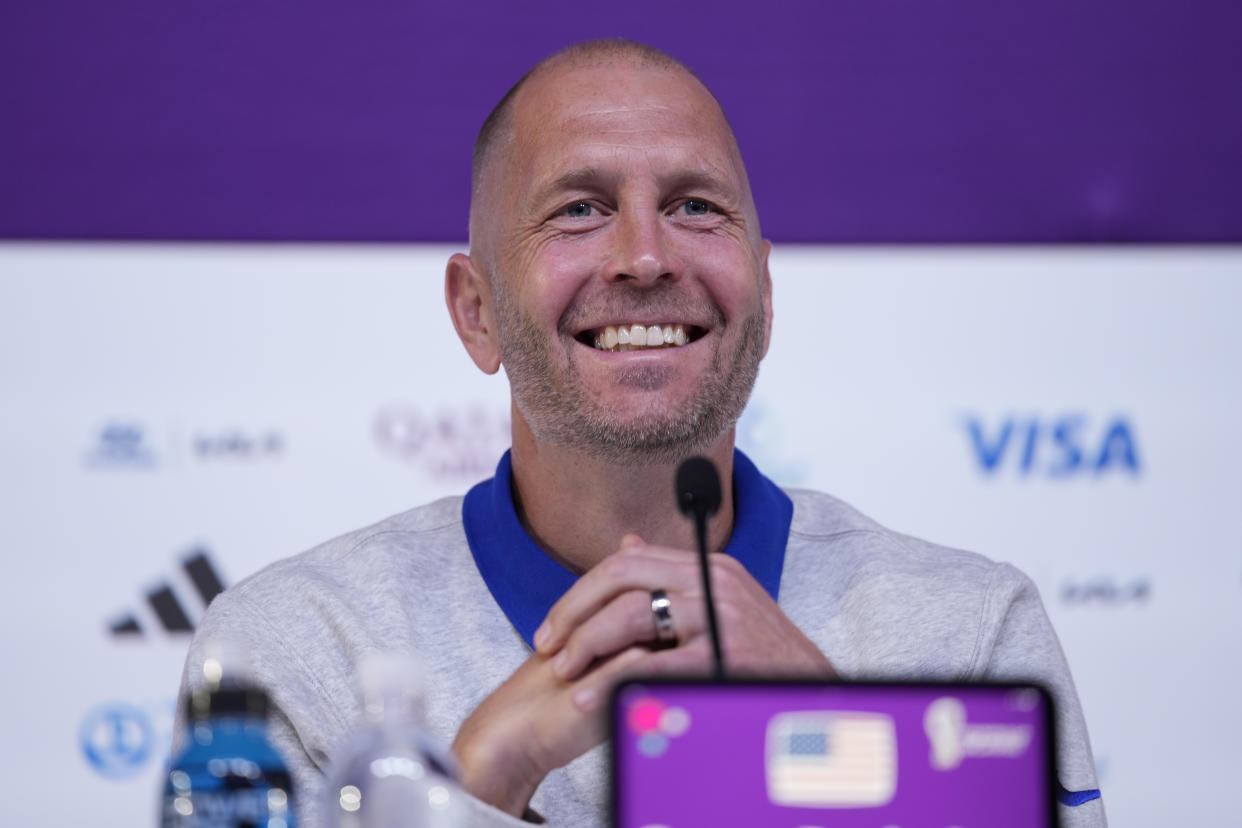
[576,323,706,352]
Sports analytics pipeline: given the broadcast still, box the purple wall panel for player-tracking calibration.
[2,1,1239,242]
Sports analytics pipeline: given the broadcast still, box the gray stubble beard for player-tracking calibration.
[493,291,765,467]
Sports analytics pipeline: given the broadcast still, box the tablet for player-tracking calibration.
[611,679,1058,828]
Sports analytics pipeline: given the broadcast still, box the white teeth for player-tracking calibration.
[590,323,692,351]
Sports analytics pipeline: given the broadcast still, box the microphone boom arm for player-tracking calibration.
[676,457,726,681]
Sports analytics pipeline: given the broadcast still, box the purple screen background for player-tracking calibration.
[614,683,1052,828]
[2,1,1240,242]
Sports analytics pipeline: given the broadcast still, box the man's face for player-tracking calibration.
[477,58,772,465]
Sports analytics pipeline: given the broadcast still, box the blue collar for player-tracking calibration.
[462,449,794,649]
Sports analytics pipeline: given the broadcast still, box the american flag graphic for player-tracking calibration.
[764,711,898,808]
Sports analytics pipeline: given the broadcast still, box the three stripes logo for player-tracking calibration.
[108,548,227,636]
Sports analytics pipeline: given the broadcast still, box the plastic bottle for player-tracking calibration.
[322,652,467,828]
[162,642,297,827]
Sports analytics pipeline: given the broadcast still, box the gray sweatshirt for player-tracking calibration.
[175,479,1105,827]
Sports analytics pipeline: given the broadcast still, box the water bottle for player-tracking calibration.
[162,643,297,827]
[322,652,467,828]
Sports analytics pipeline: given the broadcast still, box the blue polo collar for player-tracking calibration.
[462,449,794,649]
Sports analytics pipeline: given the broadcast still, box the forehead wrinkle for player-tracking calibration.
[528,128,739,190]
[554,102,693,128]
[561,102,679,119]
[548,100,720,148]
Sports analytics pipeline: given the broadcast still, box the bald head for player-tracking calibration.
[468,40,752,259]
[471,40,705,194]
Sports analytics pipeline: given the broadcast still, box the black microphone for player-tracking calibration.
[676,457,725,680]
[676,457,722,522]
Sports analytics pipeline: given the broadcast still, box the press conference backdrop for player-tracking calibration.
[4,0,1242,825]
[0,243,1238,827]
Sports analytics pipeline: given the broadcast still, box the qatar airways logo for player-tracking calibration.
[963,414,1141,478]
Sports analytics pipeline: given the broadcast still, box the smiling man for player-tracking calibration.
[177,39,1105,827]
[442,40,838,817]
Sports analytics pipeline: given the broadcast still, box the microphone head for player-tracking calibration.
[676,456,722,520]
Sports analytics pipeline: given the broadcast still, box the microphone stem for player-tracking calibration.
[694,512,726,680]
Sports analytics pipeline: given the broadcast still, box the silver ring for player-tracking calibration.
[650,589,677,648]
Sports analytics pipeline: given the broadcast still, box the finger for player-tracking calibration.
[535,551,701,653]
[552,590,653,681]
[619,533,644,552]
[552,588,707,681]
[570,640,714,713]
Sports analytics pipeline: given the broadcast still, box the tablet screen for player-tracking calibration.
[611,680,1056,828]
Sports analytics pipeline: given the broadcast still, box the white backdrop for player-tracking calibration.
[0,243,1238,826]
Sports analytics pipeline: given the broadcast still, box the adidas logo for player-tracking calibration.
[108,548,227,637]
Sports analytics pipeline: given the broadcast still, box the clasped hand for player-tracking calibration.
[452,534,836,818]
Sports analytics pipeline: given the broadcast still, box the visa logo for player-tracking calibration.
[964,415,1140,477]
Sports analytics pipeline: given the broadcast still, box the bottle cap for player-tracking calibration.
[185,637,269,720]
[186,686,270,720]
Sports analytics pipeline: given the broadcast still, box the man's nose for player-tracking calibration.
[607,209,676,285]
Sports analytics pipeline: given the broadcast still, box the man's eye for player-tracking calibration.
[564,202,594,219]
[681,199,713,216]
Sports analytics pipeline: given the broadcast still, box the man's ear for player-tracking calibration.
[759,239,774,359]
[445,252,502,374]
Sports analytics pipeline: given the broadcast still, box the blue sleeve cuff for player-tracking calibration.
[1058,783,1102,807]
